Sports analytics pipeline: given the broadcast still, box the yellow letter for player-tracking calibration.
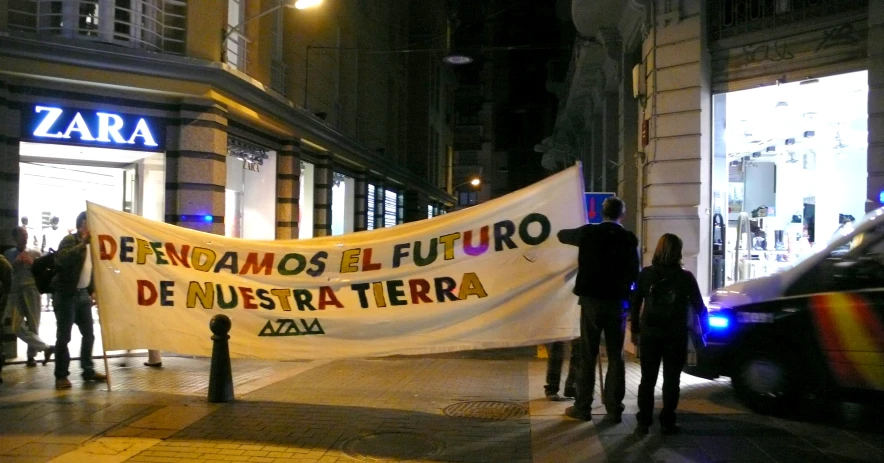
[191,247,217,272]
[458,272,488,300]
[135,238,154,264]
[340,248,360,273]
[439,232,461,260]
[271,289,293,311]
[186,281,214,309]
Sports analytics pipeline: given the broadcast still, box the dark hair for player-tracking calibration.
[76,211,88,229]
[652,233,683,267]
[11,226,26,239]
[602,196,626,220]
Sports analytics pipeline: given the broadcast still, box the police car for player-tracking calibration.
[686,207,884,413]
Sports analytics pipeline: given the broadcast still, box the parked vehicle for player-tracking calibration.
[686,207,884,414]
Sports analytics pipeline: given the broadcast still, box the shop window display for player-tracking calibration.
[331,172,355,236]
[711,71,868,290]
[225,146,276,240]
[299,161,315,239]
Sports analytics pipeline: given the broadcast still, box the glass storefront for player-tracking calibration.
[299,161,315,239]
[18,142,165,250]
[711,71,869,289]
[331,172,355,236]
[225,149,277,240]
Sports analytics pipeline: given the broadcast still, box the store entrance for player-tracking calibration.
[10,142,165,362]
[711,71,869,290]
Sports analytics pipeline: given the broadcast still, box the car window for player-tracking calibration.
[787,224,884,296]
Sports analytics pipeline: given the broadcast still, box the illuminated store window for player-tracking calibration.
[367,183,376,230]
[331,172,355,236]
[8,0,187,54]
[384,189,401,227]
[225,139,276,239]
[298,161,315,239]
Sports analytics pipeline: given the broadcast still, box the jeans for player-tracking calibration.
[636,332,688,427]
[54,289,96,379]
[545,339,580,395]
[573,296,627,416]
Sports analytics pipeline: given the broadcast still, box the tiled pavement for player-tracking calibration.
[1,349,883,463]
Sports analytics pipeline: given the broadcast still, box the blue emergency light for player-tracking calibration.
[709,315,729,329]
[203,215,214,223]
[879,189,884,204]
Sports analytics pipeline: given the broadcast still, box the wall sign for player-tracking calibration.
[23,105,164,150]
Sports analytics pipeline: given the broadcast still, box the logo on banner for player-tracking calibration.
[26,105,162,149]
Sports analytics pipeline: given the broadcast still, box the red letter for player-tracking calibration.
[98,235,117,260]
[240,252,275,275]
[318,286,344,310]
[409,279,432,304]
[362,248,382,271]
[463,226,490,256]
[165,243,191,268]
[239,287,257,309]
[137,280,158,306]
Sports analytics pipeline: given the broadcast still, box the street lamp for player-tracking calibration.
[450,177,481,193]
[222,0,322,63]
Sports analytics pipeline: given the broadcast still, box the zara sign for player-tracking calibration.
[23,105,164,150]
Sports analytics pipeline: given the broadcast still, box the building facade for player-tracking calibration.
[544,0,881,297]
[0,0,455,357]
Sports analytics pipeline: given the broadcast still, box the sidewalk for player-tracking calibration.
[1,350,882,463]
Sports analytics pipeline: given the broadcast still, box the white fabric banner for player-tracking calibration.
[89,165,586,360]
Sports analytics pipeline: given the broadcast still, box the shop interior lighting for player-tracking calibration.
[804,130,815,138]
[228,138,269,166]
[785,138,795,145]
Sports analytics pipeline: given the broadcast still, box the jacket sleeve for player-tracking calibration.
[57,234,87,269]
[629,269,647,335]
[557,225,588,247]
[685,271,709,333]
[627,233,640,287]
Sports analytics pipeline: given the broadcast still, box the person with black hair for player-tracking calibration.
[53,211,106,389]
[630,233,708,435]
[557,196,640,423]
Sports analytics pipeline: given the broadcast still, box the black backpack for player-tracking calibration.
[31,250,58,294]
[643,274,689,328]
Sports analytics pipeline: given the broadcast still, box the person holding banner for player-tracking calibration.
[544,340,579,401]
[53,211,106,389]
[557,196,640,423]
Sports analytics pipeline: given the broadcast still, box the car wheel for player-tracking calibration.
[732,353,796,415]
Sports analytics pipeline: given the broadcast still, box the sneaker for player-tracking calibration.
[55,378,72,390]
[26,358,37,367]
[83,372,107,382]
[43,346,55,366]
[564,406,592,421]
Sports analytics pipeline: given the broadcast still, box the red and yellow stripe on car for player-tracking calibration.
[809,293,884,391]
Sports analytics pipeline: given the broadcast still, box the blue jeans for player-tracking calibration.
[573,296,627,416]
[54,289,96,379]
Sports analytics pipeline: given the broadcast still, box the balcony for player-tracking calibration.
[708,0,868,41]
[7,0,187,55]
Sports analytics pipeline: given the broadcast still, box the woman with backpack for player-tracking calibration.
[629,233,708,435]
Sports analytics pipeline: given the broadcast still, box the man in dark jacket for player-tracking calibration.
[557,196,640,422]
[53,211,106,389]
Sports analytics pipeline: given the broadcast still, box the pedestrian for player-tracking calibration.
[0,253,11,383]
[41,216,68,254]
[557,196,640,422]
[4,227,54,367]
[544,340,579,401]
[630,233,708,435]
[53,211,106,389]
[20,216,39,250]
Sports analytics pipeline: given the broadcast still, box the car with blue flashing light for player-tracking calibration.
[685,207,884,414]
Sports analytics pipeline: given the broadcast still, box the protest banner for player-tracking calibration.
[89,165,586,359]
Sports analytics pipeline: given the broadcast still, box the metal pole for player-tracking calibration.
[208,315,234,403]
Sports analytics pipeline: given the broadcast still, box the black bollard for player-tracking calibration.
[208,314,234,403]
